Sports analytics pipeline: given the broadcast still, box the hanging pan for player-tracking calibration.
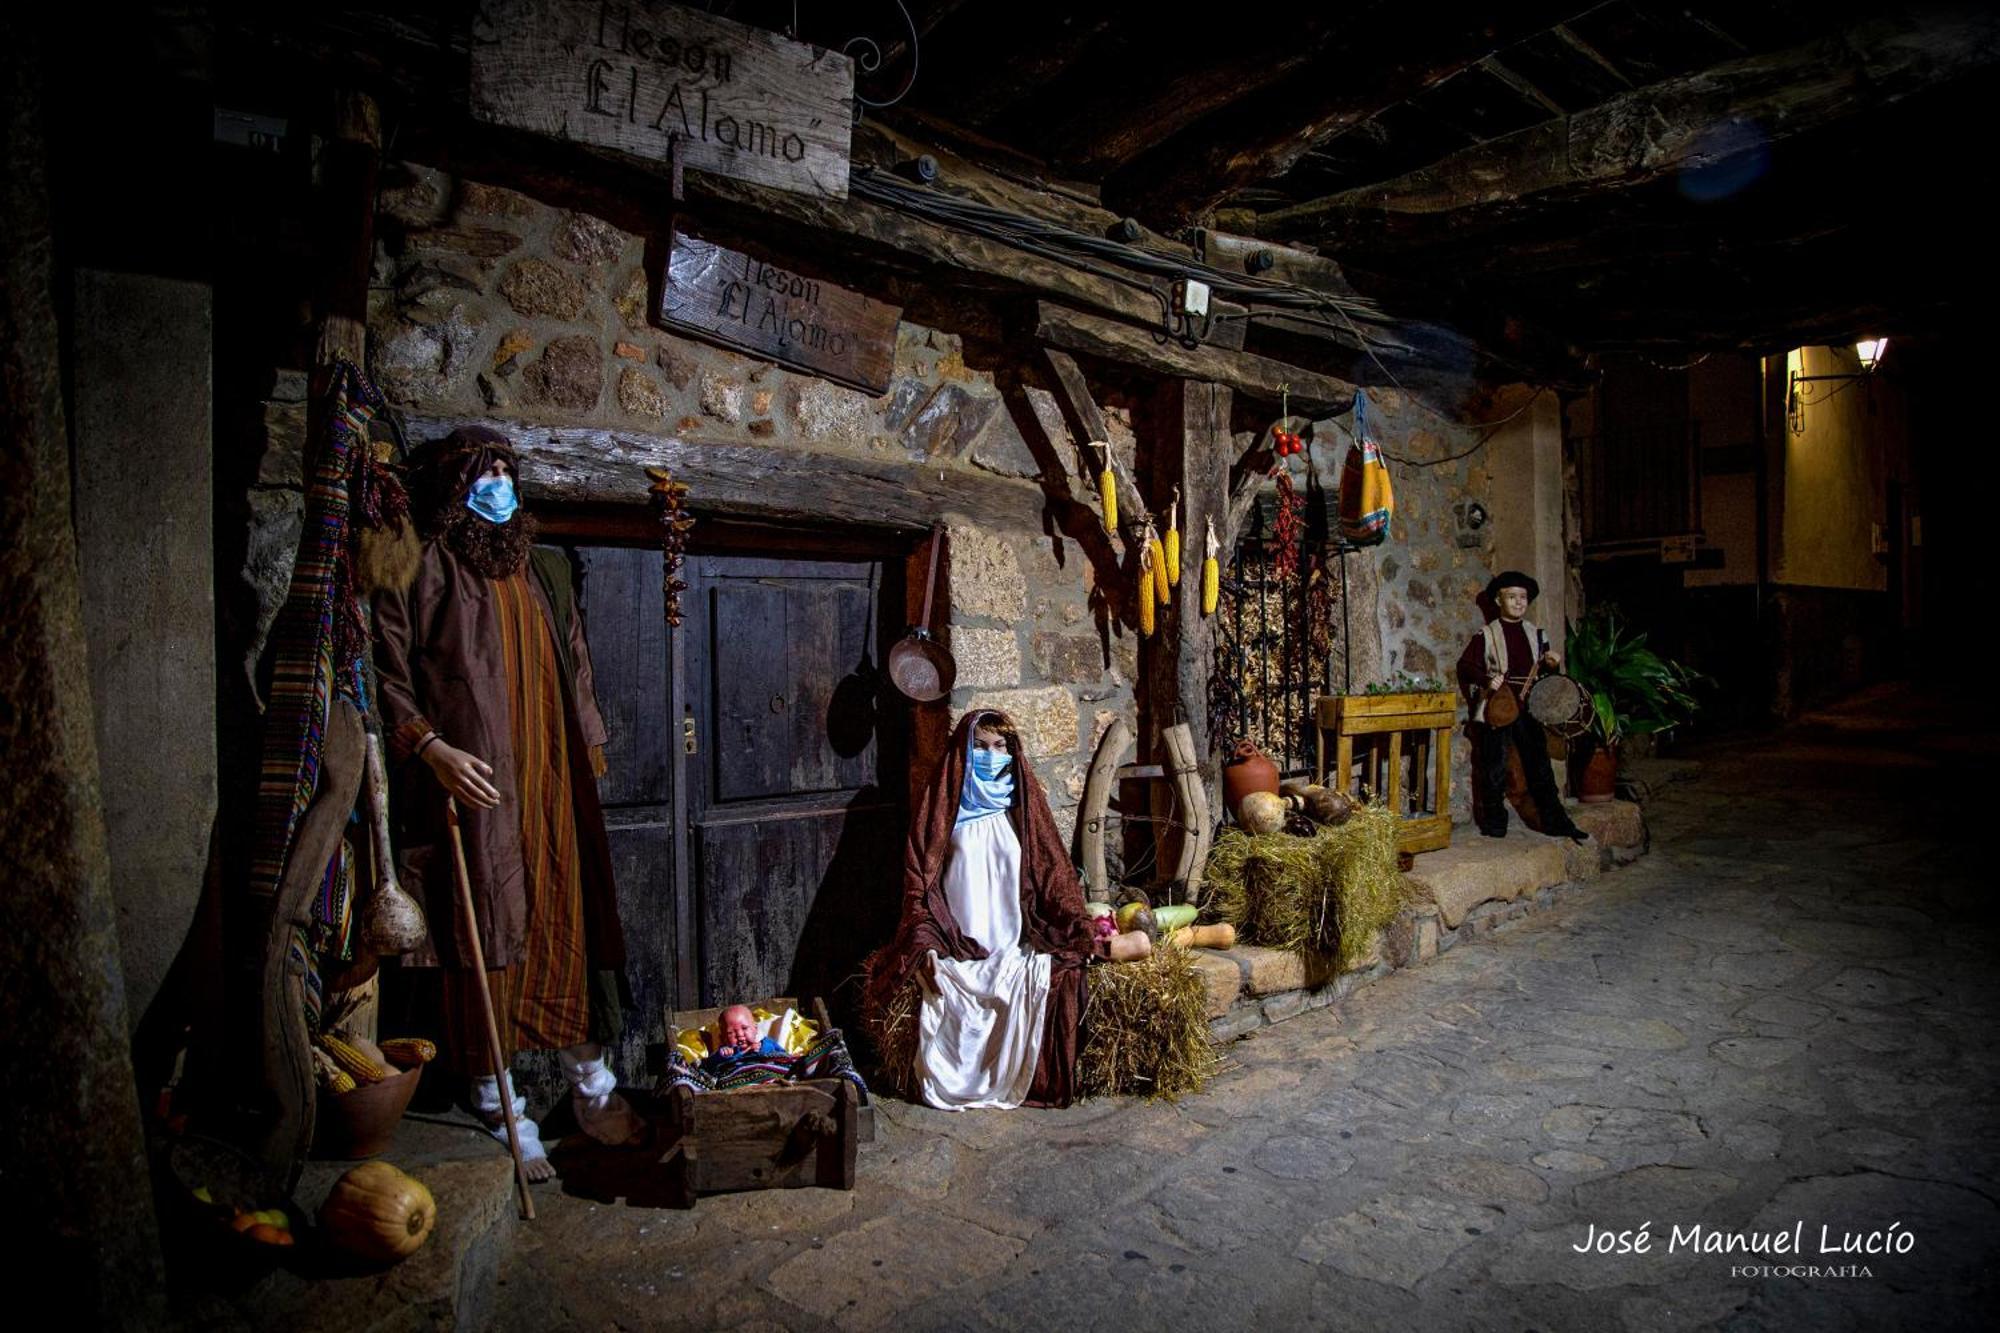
[889,524,956,702]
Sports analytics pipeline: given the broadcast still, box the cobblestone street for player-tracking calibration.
[491,686,1998,1331]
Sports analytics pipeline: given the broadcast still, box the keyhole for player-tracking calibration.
[770,694,786,713]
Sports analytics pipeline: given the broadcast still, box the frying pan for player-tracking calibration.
[888,524,955,701]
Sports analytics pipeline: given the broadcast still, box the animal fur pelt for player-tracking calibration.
[354,520,420,597]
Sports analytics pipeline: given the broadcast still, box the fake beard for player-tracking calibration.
[441,504,538,579]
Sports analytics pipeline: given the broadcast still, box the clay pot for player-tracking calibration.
[1222,740,1280,819]
[314,1063,421,1159]
[1578,744,1618,804]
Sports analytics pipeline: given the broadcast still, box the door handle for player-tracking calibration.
[682,715,698,756]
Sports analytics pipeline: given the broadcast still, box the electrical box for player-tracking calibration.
[1173,278,1211,317]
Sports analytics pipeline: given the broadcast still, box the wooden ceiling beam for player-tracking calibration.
[1247,9,2000,252]
[1103,3,1593,229]
[1478,56,1569,116]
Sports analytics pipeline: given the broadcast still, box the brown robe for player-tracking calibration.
[372,540,624,979]
[862,710,1097,1107]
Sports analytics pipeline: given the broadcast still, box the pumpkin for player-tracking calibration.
[318,1161,437,1262]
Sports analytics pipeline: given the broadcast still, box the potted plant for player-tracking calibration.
[1562,609,1705,802]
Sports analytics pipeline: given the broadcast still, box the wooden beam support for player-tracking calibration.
[1037,347,1151,537]
[1106,2,1590,227]
[1036,302,1357,416]
[1549,23,1633,89]
[1253,11,2000,249]
[1478,56,1568,117]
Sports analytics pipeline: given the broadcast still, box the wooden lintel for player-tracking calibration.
[1036,302,1356,415]
[404,415,1050,532]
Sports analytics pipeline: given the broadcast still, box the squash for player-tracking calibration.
[318,1161,437,1262]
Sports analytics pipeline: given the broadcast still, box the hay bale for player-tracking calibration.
[1203,803,1406,972]
[1079,945,1219,1101]
[871,978,922,1100]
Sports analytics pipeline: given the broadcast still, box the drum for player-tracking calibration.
[1527,673,1594,739]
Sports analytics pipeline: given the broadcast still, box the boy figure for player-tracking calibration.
[1455,571,1588,842]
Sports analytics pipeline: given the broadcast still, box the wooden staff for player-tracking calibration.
[443,796,535,1221]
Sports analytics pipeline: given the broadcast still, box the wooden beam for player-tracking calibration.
[1038,347,1149,533]
[405,415,1053,532]
[1478,56,1568,117]
[1106,2,1590,227]
[1035,302,1357,416]
[1549,22,1633,89]
[1253,11,2000,248]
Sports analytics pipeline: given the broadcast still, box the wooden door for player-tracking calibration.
[681,552,907,1015]
[570,544,679,1080]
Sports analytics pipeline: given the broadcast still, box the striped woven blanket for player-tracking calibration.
[662,1029,869,1101]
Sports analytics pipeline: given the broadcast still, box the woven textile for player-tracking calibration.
[250,361,383,902]
[661,1029,869,1101]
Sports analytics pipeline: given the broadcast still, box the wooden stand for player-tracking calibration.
[1315,692,1456,854]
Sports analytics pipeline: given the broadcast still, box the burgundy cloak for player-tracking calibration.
[862,709,1098,1107]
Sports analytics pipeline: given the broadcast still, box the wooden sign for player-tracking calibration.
[660,230,901,394]
[471,0,854,199]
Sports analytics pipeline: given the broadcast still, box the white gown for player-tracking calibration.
[914,812,1052,1110]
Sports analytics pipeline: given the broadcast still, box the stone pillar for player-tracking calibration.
[73,269,216,1030]
[0,18,166,1322]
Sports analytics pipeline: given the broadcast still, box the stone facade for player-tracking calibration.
[233,161,1138,857]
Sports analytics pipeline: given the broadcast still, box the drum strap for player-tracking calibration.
[1482,618,1547,685]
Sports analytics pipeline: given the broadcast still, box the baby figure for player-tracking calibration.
[701,1004,786,1074]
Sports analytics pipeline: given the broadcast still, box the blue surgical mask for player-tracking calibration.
[971,749,1011,780]
[466,475,518,524]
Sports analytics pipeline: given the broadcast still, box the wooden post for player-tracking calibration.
[314,90,381,369]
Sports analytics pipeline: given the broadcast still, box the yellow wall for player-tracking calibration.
[1776,345,1906,591]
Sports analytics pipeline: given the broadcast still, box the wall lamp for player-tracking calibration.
[1788,338,1889,434]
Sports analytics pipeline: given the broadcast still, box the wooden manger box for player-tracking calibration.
[656,996,863,1206]
[1315,691,1456,854]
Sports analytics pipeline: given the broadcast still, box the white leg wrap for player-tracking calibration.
[559,1042,645,1146]
[470,1073,547,1160]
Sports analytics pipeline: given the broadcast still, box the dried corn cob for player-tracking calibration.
[1146,520,1171,607]
[1136,544,1157,637]
[1202,515,1220,616]
[378,1037,438,1067]
[1094,443,1117,535]
[318,1032,387,1085]
[1164,490,1182,586]
[311,1046,358,1095]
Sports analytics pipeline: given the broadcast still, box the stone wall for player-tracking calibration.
[1293,389,1526,823]
[233,162,1137,839]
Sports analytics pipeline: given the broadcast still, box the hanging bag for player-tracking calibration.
[1337,389,1395,546]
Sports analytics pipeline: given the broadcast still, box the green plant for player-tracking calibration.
[1563,609,1705,746]
[1359,672,1445,696]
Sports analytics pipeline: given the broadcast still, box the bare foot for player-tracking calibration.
[519,1153,556,1183]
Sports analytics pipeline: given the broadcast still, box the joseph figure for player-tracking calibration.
[372,426,641,1179]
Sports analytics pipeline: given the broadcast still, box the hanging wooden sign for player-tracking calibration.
[660,229,901,394]
[470,0,854,199]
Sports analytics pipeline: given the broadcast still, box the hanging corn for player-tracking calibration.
[1093,442,1118,535]
[1164,488,1182,586]
[1145,518,1171,608]
[1202,515,1221,616]
[1136,542,1157,637]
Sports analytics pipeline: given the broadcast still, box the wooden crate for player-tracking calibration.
[1315,692,1457,854]
[654,995,863,1205]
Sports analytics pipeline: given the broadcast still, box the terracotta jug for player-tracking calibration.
[1221,739,1281,819]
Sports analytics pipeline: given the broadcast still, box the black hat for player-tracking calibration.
[1483,570,1539,601]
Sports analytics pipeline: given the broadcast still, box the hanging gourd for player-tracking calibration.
[1337,389,1395,546]
[1145,517,1171,608]
[1202,515,1220,617]
[318,1161,437,1263]
[1136,542,1157,637]
[1164,488,1182,586]
[1093,442,1118,535]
